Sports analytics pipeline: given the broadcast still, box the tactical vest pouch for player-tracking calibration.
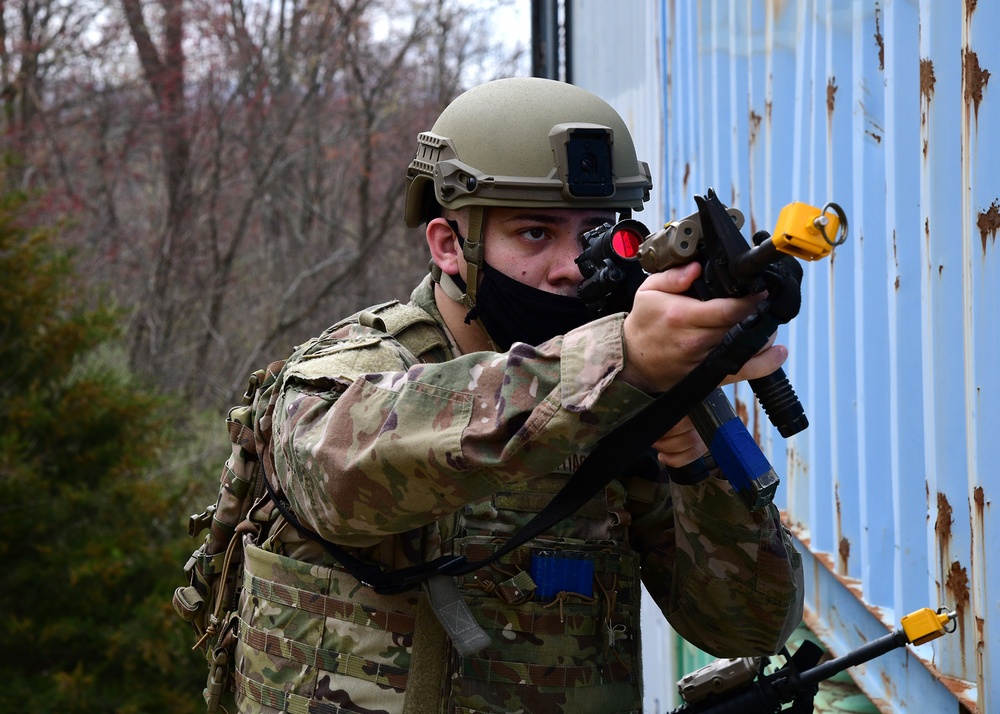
[237,541,419,714]
[449,534,644,713]
[173,299,448,711]
[172,360,284,712]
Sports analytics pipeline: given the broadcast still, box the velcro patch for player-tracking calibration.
[286,337,405,382]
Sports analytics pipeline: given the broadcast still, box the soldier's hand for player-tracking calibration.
[619,262,787,393]
[652,417,707,468]
[722,330,784,386]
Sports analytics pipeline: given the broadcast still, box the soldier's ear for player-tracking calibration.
[426,217,462,275]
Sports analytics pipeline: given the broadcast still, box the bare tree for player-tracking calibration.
[121,0,195,374]
[1,0,526,407]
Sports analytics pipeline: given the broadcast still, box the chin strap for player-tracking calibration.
[429,206,496,349]
[459,206,485,306]
[434,269,497,352]
[436,269,469,305]
[429,206,485,312]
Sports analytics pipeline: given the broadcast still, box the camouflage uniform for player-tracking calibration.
[234,275,804,714]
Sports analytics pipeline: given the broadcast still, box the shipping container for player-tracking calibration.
[565,1,997,711]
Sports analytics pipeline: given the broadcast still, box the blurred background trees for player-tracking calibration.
[0,185,193,711]
[2,0,525,404]
[0,1,525,710]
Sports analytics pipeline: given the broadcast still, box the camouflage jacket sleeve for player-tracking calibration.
[628,466,804,656]
[268,311,653,549]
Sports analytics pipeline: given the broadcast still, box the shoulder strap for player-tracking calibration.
[357,301,449,360]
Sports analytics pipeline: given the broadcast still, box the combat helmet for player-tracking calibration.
[404,77,652,308]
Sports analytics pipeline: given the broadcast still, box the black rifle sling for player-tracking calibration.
[262,306,784,596]
[433,309,782,583]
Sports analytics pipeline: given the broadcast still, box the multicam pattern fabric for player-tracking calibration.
[236,542,418,714]
[234,274,803,714]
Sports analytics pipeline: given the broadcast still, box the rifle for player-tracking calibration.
[670,607,957,713]
[575,190,848,509]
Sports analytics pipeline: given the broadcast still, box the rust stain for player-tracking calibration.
[973,485,986,661]
[963,49,991,121]
[976,615,986,698]
[935,492,953,607]
[976,199,1000,252]
[838,537,850,572]
[878,670,898,706]
[765,0,791,21]
[834,484,846,574]
[874,5,885,71]
[946,560,970,610]
[920,58,937,102]
[936,492,954,541]
[735,394,749,425]
[945,559,970,660]
[765,98,773,127]
[926,216,937,276]
[920,57,934,160]
[815,550,836,574]
[942,676,975,696]
[826,76,838,115]
[859,100,885,146]
[869,697,892,713]
[966,0,978,16]
[793,527,812,548]
[751,396,762,444]
[682,162,690,193]
[892,231,900,290]
[749,108,762,147]
[939,674,977,711]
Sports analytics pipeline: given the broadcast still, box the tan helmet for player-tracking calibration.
[405,78,652,317]
[405,77,652,227]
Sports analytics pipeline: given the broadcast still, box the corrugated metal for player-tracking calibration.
[570,1,997,712]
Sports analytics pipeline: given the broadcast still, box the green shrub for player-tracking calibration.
[0,188,212,713]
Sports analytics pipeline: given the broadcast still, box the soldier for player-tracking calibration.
[234,77,804,714]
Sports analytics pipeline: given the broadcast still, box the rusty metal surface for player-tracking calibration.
[570,0,997,711]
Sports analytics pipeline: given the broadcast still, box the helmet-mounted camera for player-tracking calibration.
[551,124,615,198]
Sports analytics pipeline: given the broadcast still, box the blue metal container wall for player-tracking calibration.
[570,0,997,711]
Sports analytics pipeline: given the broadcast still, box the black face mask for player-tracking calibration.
[455,263,595,352]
